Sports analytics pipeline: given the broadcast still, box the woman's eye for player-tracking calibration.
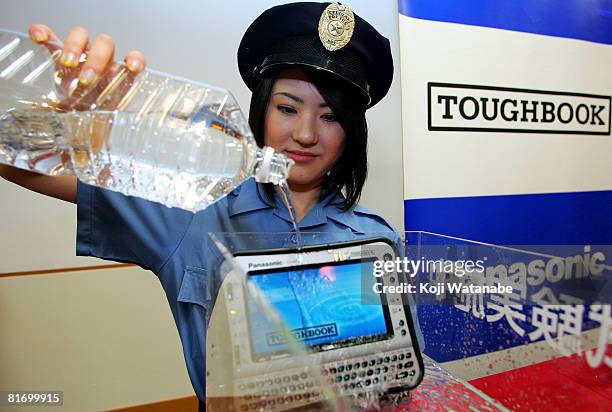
[321,113,337,122]
[277,105,296,114]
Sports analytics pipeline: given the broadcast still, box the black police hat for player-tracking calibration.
[238,2,393,108]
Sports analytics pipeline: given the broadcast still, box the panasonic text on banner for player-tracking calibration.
[428,83,611,135]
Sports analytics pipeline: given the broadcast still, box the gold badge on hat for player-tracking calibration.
[318,2,355,51]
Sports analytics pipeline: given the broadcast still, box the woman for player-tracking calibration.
[0,2,401,406]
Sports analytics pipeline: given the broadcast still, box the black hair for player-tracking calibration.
[248,71,368,211]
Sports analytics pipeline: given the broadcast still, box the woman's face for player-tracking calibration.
[263,69,346,191]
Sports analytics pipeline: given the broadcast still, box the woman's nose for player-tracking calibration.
[292,114,318,146]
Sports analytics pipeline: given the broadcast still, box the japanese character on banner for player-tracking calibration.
[529,286,585,356]
[454,269,486,319]
[486,263,528,336]
[585,304,612,368]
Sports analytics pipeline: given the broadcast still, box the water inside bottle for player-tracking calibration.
[0,108,69,175]
[1,29,270,212]
[0,107,254,211]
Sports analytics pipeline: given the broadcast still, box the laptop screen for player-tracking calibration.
[245,258,393,360]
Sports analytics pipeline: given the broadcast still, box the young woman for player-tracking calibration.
[0,2,401,406]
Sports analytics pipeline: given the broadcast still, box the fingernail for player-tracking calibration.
[32,31,45,42]
[79,68,97,85]
[127,59,141,72]
[60,51,78,68]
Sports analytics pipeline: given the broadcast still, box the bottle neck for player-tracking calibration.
[254,146,293,186]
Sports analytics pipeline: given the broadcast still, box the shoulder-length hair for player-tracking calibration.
[248,71,368,211]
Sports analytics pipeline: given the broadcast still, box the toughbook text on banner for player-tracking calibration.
[428,83,611,135]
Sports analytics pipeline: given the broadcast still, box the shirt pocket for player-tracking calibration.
[178,266,213,309]
[177,266,214,360]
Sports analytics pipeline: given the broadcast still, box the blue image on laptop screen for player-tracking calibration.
[246,259,391,359]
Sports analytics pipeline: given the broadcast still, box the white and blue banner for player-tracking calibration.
[398,0,612,377]
[400,0,612,246]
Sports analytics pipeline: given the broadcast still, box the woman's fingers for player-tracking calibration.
[124,50,146,74]
[28,24,62,44]
[60,26,89,68]
[28,24,146,86]
[78,33,115,85]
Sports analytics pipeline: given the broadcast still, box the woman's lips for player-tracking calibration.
[286,151,317,163]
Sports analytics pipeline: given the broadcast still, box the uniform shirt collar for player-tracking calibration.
[327,204,386,234]
[229,181,386,235]
[272,186,346,229]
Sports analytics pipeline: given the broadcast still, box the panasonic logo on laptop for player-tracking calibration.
[428,83,611,135]
[248,260,284,269]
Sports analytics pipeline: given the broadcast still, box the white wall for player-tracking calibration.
[0,1,403,410]
[0,267,193,411]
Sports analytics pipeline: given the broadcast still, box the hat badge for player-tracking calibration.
[318,3,355,51]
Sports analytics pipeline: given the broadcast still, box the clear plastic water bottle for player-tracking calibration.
[0,29,293,212]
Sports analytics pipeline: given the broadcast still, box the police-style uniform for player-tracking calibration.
[75,1,400,405]
[76,179,397,401]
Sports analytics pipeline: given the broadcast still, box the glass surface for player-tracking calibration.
[405,231,611,411]
[201,231,612,410]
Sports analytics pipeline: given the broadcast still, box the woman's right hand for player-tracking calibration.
[28,24,147,86]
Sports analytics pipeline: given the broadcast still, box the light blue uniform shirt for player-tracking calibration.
[76,178,404,401]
